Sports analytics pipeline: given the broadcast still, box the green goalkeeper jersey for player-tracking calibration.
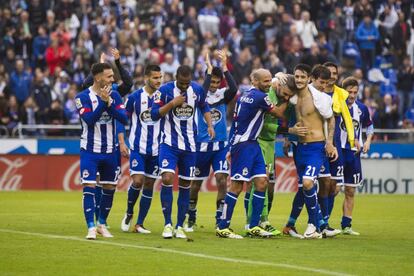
[258,87,280,141]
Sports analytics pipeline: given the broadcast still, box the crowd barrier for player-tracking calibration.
[1,154,413,194]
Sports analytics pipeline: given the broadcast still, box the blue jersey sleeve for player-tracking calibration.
[125,94,135,118]
[107,91,128,125]
[360,104,372,128]
[151,85,170,121]
[258,93,274,112]
[75,93,106,126]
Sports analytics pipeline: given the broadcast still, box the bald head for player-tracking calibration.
[251,69,272,93]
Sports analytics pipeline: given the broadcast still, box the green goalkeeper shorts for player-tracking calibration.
[258,138,275,183]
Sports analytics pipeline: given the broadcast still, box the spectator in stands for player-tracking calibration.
[355,13,379,75]
[375,93,399,140]
[296,11,318,50]
[232,47,252,84]
[239,9,263,54]
[52,70,71,103]
[47,99,65,136]
[32,25,50,70]
[9,59,31,105]
[45,36,72,75]
[160,52,180,75]
[64,85,80,136]
[397,55,414,116]
[5,95,20,135]
[392,12,411,64]
[20,96,39,136]
[32,68,52,124]
[254,0,277,19]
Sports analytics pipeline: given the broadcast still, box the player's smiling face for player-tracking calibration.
[294,70,309,90]
[209,75,221,93]
[346,85,358,105]
[327,66,338,86]
[257,71,272,93]
[176,74,192,93]
[99,69,114,87]
[146,71,162,91]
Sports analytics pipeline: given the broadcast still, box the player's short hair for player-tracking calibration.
[285,75,298,92]
[311,65,331,80]
[176,65,192,78]
[323,62,338,71]
[144,64,161,76]
[209,67,223,80]
[342,77,359,89]
[91,63,112,76]
[294,64,312,76]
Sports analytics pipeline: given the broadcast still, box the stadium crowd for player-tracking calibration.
[0,0,414,140]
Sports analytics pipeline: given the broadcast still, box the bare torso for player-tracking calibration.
[295,89,326,143]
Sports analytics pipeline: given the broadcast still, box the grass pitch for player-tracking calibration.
[0,191,413,275]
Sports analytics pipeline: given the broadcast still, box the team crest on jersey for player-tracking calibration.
[75,98,82,109]
[162,159,169,167]
[242,167,249,176]
[340,119,360,132]
[173,104,194,120]
[153,91,162,103]
[194,167,200,176]
[140,110,156,125]
[98,111,112,124]
[82,169,89,178]
[132,159,138,168]
[210,108,222,125]
[320,165,325,173]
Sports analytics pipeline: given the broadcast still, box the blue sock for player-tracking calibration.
[218,192,238,229]
[287,187,304,227]
[303,186,319,227]
[188,199,197,222]
[160,184,173,225]
[215,199,225,225]
[341,216,352,229]
[98,189,115,225]
[126,184,141,215]
[83,186,96,228]
[318,196,329,229]
[137,189,153,225]
[176,186,190,228]
[328,193,336,219]
[250,191,265,228]
[94,186,102,221]
[244,192,250,218]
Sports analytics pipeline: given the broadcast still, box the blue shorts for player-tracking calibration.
[159,143,197,180]
[329,144,344,184]
[318,156,331,178]
[80,150,121,185]
[194,146,229,180]
[295,142,326,185]
[230,141,266,182]
[129,150,160,179]
[342,149,363,187]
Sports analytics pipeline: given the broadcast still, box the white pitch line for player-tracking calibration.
[0,228,352,276]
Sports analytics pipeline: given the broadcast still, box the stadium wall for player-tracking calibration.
[0,139,413,194]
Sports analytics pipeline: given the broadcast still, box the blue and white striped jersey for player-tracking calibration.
[230,88,273,146]
[151,81,210,152]
[340,100,372,150]
[126,87,161,156]
[75,87,128,154]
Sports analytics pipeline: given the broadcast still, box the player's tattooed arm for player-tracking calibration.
[326,116,338,161]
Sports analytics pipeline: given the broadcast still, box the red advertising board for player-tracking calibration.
[0,155,298,192]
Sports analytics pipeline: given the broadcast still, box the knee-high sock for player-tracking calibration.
[218,192,238,229]
[341,216,352,229]
[287,187,304,227]
[98,189,115,225]
[244,192,250,223]
[94,186,102,221]
[303,186,319,227]
[137,189,153,225]
[126,184,140,215]
[160,184,173,226]
[176,186,190,228]
[318,196,329,228]
[83,186,96,228]
[215,199,225,225]
[188,198,197,222]
[250,191,265,228]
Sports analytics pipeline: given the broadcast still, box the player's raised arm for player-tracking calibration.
[112,48,133,96]
[105,89,128,125]
[219,49,238,104]
[75,94,106,126]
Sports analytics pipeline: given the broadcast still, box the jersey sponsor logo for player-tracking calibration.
[173,103,194,120]
[82,169,89,178]
[162,159,169,167]
[240,96,254,104]
[340,119,360,132]
[75,98,82,109]
[131,159,138,168]
[209,108,222,125]
[242,167,248,176]
[264,96,272,106]
[98,111,112,124]
[140,110,156,125]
